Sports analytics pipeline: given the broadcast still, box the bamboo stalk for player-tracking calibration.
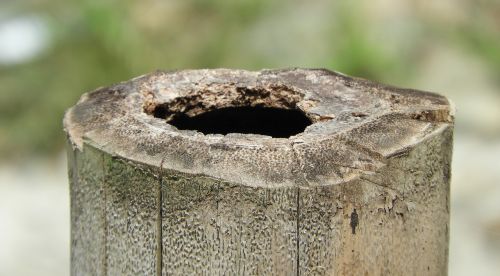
[64,68,454,276]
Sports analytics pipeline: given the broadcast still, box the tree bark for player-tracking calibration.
[64,68,454,275]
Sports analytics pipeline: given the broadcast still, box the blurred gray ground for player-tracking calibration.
[0,155,69,276]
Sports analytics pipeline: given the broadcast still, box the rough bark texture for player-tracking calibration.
[64,68,454,275]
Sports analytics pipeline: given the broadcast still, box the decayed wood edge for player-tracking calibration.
[74,116,451,190]
[63,115,453,190]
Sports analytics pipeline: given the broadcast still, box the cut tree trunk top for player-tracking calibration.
[64,68,453,189]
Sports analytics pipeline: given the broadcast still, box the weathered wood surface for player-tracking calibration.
[64,68,454,275]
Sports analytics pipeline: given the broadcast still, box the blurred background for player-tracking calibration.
[0,0,499,275]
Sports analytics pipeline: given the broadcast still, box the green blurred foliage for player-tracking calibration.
[0,0,499,158]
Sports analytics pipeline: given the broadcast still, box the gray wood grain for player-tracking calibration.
[103,155,160,275]
[68,143,106,276]
[64,68,454,275]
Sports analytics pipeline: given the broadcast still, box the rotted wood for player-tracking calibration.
[64,68,454,276]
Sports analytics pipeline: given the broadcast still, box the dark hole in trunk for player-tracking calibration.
[165,106,312,138]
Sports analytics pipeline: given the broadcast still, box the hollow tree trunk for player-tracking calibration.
[64,68,454,276]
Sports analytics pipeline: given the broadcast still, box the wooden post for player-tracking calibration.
[64,69,454,275]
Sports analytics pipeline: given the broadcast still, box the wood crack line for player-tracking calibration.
[296,187,300,276]
[290,141,301,276]
[157,157,165,276]
[101,152,108,276]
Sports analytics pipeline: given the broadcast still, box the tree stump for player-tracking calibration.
[64,68,454,276]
